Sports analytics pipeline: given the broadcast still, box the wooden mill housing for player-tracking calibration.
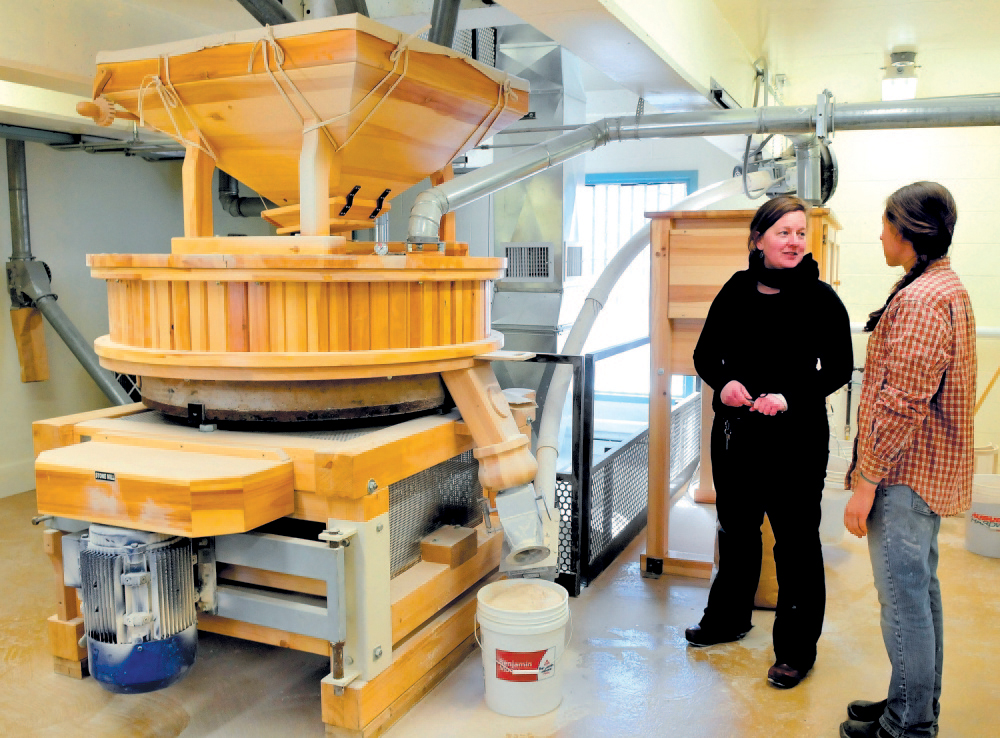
[34,13,542,737]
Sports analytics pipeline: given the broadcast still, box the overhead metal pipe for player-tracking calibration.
[428,0,461,48]
[234,0,297,25]
[4,139,131,405]
[333,0,369,16]
[407,94,1000,242]
[7,139,31,260]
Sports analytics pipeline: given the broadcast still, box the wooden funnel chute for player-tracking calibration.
[89,14,529,214]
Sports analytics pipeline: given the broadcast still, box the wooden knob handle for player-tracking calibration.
[75,100,139,126]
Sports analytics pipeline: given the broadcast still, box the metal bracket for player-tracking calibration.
[326,668,361,696]
[368,188,391,219]
[7,258,54,306]
[319,526,358,549]
[339,185,361,217]
[816,90,835,141]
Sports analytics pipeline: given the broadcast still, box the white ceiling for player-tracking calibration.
[2,0,999,137]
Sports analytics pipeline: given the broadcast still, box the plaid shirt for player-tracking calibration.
[848,258,976,516]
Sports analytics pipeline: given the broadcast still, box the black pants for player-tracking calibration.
[699,412,828,670]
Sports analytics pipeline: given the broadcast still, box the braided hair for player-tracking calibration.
[864,181,957,332]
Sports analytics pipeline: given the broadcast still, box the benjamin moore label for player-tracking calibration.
[95,471,116,482]
[495,647,556,682]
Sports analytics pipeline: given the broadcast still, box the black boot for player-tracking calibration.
[847,699,887,722]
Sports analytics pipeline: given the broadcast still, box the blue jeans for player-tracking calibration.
[868,484,942,738]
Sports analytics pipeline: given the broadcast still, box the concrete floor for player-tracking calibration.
[1,488,998,738]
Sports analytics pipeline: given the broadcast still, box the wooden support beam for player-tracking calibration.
[429,166,456,242]
[43,529,79,622]
[300,125,337,237]
[182,145,215,238]
[645,216,673,569]
[321,582,485,736]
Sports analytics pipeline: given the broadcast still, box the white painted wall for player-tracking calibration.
[759,1,1000,447]
[0,143,274,498]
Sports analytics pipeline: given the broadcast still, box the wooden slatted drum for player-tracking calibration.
[89,247,505,420]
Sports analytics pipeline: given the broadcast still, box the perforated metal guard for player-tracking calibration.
[576,392,701,583]
[554,476,577,580]
[389,450,482,578]
[586,431,649,568]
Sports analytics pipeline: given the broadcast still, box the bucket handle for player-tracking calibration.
[474,611,573,675]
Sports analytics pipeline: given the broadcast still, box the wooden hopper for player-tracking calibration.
[89,13,529,231]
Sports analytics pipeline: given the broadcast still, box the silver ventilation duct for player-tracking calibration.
[488,27,588,390]
[407,94,1000,243]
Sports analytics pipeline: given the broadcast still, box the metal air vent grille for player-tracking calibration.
[504,243,552,281]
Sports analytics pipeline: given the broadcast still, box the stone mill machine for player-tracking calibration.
[32,14,552,735]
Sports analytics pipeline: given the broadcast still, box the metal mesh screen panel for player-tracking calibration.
[582,391,701,574]
[452,29,473,57]
[669,392,701,490]
[586,431,649,566]
[388,450,482,578]
[116,373,141,401]
[474,27,496,67]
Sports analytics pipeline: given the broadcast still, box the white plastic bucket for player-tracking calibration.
[968,475,1000,558]
[476,579,570,717]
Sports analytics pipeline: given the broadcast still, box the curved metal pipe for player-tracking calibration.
[407,94,1000,242]
[218,170,274,218]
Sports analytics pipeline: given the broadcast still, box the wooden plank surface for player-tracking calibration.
[35,441,294,537]
[9,307,49,382]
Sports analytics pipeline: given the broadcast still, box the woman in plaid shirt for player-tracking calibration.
[841,182,976,738]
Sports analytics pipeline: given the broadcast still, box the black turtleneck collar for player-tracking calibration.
[748,250,820,291]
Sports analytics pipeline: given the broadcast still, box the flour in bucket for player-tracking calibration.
[476,579,570,717]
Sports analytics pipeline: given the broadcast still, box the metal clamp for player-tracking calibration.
[319,526,358,549]
[817,90,835,140]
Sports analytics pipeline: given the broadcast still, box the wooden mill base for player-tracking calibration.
[34,402,524,737]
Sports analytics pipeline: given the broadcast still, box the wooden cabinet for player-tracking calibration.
[641,207,840,577]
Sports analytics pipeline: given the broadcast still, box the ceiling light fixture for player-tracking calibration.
[882,50,918,101]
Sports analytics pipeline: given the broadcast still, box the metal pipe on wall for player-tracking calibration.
[4,139,131,405]
[233,0,297,25]
[428,0,461,48]
[6,139,31,261]
[407,94,1000,242]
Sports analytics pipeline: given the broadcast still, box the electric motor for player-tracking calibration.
[78,524,198,693]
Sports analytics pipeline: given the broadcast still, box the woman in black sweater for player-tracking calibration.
[684,195,853,689]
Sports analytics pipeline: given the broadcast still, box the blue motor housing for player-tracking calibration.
[89,625,198,694]
[78,525,199,694]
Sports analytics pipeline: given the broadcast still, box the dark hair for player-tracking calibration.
[864,181,957,332]
[747,195,808,252]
